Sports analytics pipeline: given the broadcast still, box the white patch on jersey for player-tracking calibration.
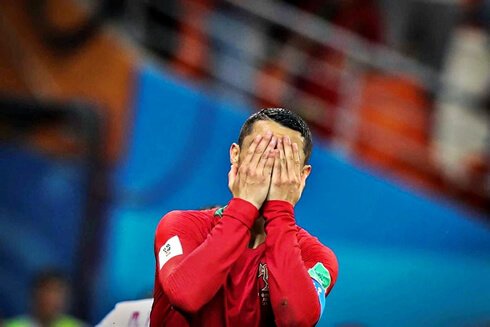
[158,235,183,269]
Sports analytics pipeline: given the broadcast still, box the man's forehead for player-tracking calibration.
[242,120,307,163]
[249,120,304,142]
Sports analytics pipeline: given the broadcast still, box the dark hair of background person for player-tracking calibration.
[238,108,313,164]
[31,269,68,293]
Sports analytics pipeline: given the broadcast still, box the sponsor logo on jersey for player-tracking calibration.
[159,235,183,269]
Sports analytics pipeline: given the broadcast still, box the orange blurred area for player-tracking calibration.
[0,0,137,162]
[353,73,440,192]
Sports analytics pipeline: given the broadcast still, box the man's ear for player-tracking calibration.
[301,165,312,185]
[230,143,240,165]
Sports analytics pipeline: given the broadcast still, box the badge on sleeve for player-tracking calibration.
[308,262,331,318]
[308,262,331,290]
[158,235,183,269]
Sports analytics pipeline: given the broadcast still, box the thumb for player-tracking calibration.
[228,164,237,191]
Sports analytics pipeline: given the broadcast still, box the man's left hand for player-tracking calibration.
[267,135,305,206]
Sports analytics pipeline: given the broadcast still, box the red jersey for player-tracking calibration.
[150,198,338,327]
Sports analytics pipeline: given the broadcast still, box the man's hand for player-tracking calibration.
[228,131,277,210]
[267,136,305,206]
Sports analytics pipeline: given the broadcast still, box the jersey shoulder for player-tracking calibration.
[296,226,336,259]
[296,226,330,249]
[295,226,338,283]
[155,208,219,244]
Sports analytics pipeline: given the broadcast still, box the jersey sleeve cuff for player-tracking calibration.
[262,200,294,221]
[224,198,260,229]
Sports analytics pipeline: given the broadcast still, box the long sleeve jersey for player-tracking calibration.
[150,198,338,327]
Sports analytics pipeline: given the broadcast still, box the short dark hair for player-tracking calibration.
[238,108,313,164]
[31,269,68,292]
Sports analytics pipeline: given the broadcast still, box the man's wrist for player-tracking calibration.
[237,197,262,210]
[265,198,295,207]
[225,198,260,228]
[262,200,295,221]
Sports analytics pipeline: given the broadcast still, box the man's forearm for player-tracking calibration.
[263,200,321,326]
[161,198,258,313]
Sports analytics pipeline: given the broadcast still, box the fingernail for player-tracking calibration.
[286,136,291,144]
[293,143,298,150]
[266,130,272,137]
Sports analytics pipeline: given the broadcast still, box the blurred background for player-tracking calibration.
[0,0,489,326]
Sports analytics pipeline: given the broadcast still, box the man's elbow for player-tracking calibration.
[163,288,204,314]
[162,276,206,314]
[170,298,202,314]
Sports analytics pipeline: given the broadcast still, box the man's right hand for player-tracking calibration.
[228,131,277,210]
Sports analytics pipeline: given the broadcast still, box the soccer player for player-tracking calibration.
[150,108,338,326]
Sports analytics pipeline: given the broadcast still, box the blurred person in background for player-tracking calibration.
[4,270,87,327]
[433,0,490,208]
[150,108,338,326]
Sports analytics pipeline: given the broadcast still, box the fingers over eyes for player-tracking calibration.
[249,132,273,170]
[257,136,277,175]
[241,134,262,167]
[272,148,281,182]
[277,138,287,181]
[292,142,301,176]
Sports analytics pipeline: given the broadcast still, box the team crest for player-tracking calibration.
[257,263,270,306]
